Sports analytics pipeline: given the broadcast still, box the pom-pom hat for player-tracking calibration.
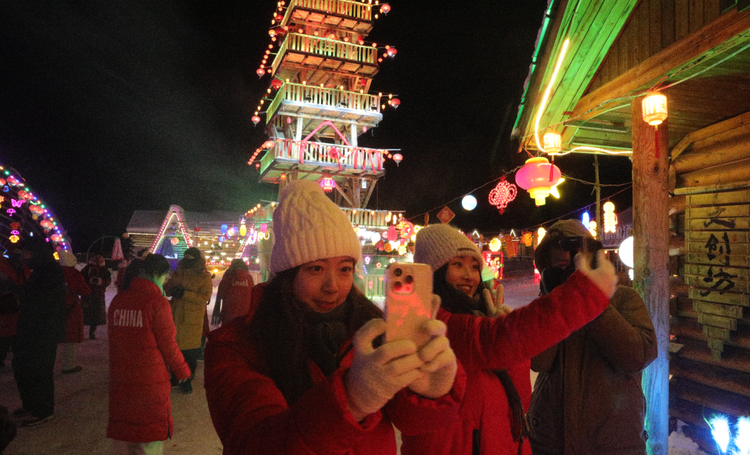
[270,179,361,274]
[414,224,484,272]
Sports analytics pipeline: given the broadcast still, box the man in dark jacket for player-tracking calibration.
[0,237,66,426]
[528,220,658,455]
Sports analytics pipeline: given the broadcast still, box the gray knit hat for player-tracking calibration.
[270,179,361,273]
[414,224,484,272]
[534,219,593,273]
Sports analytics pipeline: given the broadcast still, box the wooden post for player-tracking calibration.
[631,96,670,455]
[594,155,602,239]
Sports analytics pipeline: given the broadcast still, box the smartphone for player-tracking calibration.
[583,237,604,269]
[385,262,433,349]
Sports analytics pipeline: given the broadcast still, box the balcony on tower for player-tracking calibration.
[271,33,380,82]
[265,82,382,128]
[280,0,375,35]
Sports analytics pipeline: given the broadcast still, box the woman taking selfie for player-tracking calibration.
[204,180,464,455]
[406,223,619,455]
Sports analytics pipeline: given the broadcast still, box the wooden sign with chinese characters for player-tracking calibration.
[684,188,750,360]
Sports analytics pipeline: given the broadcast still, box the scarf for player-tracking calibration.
[301,300,352,376]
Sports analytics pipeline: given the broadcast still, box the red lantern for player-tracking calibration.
[515,157,561,206]
[271,78,282,90]
[392,153,403,166]
[386,47,397,57]
[390,98,400,109]
[488,177,517,214]
[256,68,266,78]
[29,205,44,216]
[274,13,284,22]
[380,3,391,14]
[262,140,275,149]
[268,29,276,37]
[251,115,261,125]
[50,234,62,242]
[357,35,365,45]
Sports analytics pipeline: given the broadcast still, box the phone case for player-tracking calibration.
[384,262,433,348]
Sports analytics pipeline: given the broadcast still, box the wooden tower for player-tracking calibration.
[249,0,399,209]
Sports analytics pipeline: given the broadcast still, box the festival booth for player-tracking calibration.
[0,162,70,255]
[513,0,750,451]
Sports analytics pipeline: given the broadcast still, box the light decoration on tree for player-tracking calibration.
[603,201,618,233]
[319,177,336,193]
[641,92,668,159]
[515,157,561,206]
[488,177,517,214]
[462,195,477,211]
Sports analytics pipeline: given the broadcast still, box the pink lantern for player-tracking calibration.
[29,205,44,216]
[380,3,391,14]
[392,153,403,166]
[319,177,336,193]
[386,46,397,57]
[0,178,5,186]
[271,78,282,90]
[256,68,266,78]
[390,98,400,108]
[515,157,561,206]
[251,115,261,125]
[50,234,62,242]
[488,177,518,214]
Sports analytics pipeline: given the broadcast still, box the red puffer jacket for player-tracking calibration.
[107,277,190,443]
[61,266,90,343]
[400,271,611,455]
[204,292,467,455]
[216,269,254,324]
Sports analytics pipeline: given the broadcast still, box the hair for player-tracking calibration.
[120,254,170,291]
[432,262,487,315]
[248,266,381,405]
[228,259,249,272]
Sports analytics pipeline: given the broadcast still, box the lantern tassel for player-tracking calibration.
[654,126,660,159]
[549,155,555,181]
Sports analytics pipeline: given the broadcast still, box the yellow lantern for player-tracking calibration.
[489,237,502,252]
[642,93,668,126]
[543,131,562,154]
[603,201,618,233]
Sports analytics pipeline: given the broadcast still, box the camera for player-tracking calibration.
[394,267,402,277]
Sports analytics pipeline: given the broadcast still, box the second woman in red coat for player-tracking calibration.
[57,251,90,374]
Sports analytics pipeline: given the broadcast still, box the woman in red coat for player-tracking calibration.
[205,180,464,455]
[58,251,90,374]
[211,259,254,326]
[107,254,190,454]
[404,224,619,455]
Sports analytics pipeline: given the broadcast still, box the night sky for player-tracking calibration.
[0,1,634,252]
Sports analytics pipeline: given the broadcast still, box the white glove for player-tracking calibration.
[345,319,425,421]
[482,285,511,317]
[575,250,618,298]
[407,319,458,399]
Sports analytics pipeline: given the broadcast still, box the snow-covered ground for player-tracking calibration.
[0,264,706,454]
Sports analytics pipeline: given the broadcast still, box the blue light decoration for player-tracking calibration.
[709,415,731,454]
[706,414,750,454]
[462,195,477,211]
[220,224,228,234]
[581,212,590,227]
[737,416,750,455]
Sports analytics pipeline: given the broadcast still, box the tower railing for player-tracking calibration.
[272,33,378,75]
[266,83,381,120]
[340,208,403,228]
[286,0,374,21]
[262,138,385,173]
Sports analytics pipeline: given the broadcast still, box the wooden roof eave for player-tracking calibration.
[517,0,639,153]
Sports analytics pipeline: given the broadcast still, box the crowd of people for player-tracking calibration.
[0,179,658,455]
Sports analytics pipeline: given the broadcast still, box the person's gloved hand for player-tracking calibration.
[345,319,425,421]
[575,250,618,298]
[170,285,186,299]
[482,285,511,317]
[407,319,457,399]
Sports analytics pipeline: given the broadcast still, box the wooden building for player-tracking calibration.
[513,0,750,452]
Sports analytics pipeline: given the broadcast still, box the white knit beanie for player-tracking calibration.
[270,179,361,274]
[414,224,484,272]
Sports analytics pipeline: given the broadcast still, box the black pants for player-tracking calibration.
[171,348,200,388]
[12,341,57,418]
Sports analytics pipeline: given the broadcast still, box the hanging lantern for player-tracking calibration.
[392,153,403,166]
[515,157,561,206]
[319,177,336,192]
[9,235,19,244]
[171,237,180,245]
[390,98,400,108]
[358,35,365,45]
[251,115,261,125]
[386,47,397,57]
[603,201,618,233]
[488,177,518,214]
[543,131,562,154]
[262,140,275,149]
[642,93,668,126]
[29,205,44,216]
[271,78,283,90]
[380,3,391,14]
[489,237,502,252]
[256,68,266,78]
[268,29,277,37]
[462,195,477,211]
